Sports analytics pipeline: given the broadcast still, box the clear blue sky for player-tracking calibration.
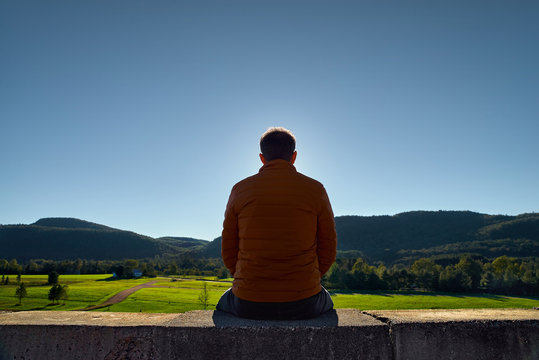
[1,1,538,241]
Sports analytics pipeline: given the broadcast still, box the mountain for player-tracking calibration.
[197,236,222,258]
[32,217,114,230]
[156,236,209,251]
[0,218,204,261]
[335,211,539,263]
[1,212,538,263]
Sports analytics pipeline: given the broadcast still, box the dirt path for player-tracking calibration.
[81,280,159,311]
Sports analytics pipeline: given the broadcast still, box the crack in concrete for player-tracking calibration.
[361,311,397,360]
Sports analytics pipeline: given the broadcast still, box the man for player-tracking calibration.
[216,127,337,320]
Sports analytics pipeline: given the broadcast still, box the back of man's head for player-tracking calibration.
[260,127,296,162]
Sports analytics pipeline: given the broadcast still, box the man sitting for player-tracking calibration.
[216,127,337,320]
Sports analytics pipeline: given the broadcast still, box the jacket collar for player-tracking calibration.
[259,159,297,173]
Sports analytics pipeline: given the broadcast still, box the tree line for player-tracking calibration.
[1,254,537,297]
[0,256,229,279]
[323,255,539,296]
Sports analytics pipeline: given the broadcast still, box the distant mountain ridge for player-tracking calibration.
[1,211,538,263]
[0,218,208,261]
[156,236,209,249]
[32,217,114,230]
[334,211,539,263]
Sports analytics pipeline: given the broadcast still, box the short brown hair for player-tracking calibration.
[260,127,296,162]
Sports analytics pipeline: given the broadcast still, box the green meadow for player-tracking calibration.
[1,275,537,313]
[107,284,538,313]
[0,274,150,311]
[331,291,539,310]
[153,279,232,289]
[103,287,223,313]
[102,278,230,313]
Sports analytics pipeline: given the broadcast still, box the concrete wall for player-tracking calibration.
[0,309,537,360]
[367,309,539,360]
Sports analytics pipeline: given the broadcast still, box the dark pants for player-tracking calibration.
[216,287,334,320]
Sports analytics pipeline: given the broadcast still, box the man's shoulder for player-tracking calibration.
[232,173,259,188]
[229,173,259,195]
[294,171,325,189]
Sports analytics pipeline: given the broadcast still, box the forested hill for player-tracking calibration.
[0,218,208,261]
[32,218,114,230]
[1,212,538,263]
[335,211,539,263]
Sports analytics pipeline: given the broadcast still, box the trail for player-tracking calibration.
[80,280,159,311]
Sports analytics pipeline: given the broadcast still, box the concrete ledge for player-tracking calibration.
[0,309,537,359]
[365,309,539,360]
[0,309,390,360]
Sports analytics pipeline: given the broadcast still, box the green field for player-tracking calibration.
[101,278,229,313]
[1,275,537,313]
[103,286,223,313]
[153,280,232,289]
[107,285,539,313]
[331,291,539,310]
[0,274,150,311]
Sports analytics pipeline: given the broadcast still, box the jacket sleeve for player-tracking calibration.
[316,186,337,276]
[221,187,239,276]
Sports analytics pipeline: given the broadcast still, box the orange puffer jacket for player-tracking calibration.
[222,159,337,302]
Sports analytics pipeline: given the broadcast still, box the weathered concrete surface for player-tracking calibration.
[365,309,539,360]
[0,311,179,326]
[0,309,391,360]
[1,309,537,359]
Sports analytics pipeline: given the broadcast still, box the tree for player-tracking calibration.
[111,265,125,278]
[124,259,139,278]
[74,259,83,274]
[143,265,157,278]
[325,262,347,288]
[198,282,210,310]
[48,284,68,304]
[16,273,21,284]
[167,263,178,276]
[480,270,501,292]
[15,282,27,305]
[217,267,230,280]
[410,258,442,290]
[27,261,39,274]
[347,258,380,290]
[383,266,409,290]
[8,259,22,274]
[456,256,483,290]
[48,271,59,285]
[0,259,8,274]
[4,276,9,285]
[439,265,472,292]
[491,256,519,277]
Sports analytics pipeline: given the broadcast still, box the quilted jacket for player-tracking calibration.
[222,159,337,302]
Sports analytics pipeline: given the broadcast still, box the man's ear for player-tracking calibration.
[259,153,267,164]
[290,151,297,165]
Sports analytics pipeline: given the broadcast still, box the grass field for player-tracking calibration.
[103,286,223,313]
[0,274,150,311]
[1,275,537,313]
[107,286,539,313]
[153,280,232,289]
[331,291,539,310]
